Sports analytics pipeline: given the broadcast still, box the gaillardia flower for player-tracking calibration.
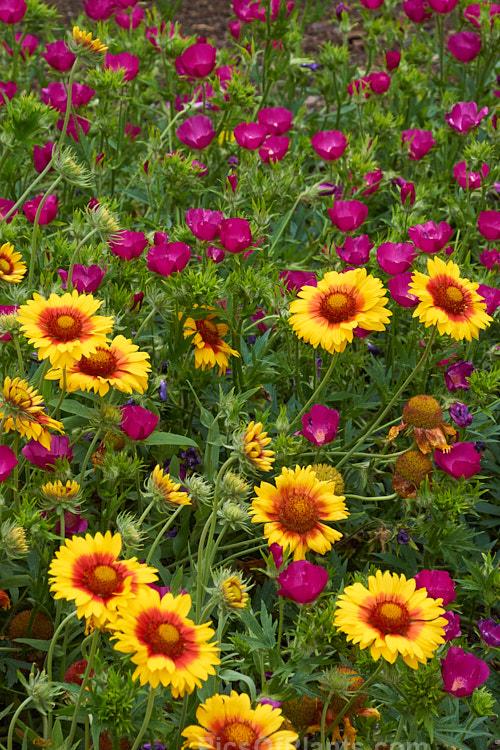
[334,570,447,668]
[242,421,275,471]
[46,335,151,396]
[289,269,391,354]
[72,25,108,53]
[183,312,240,375]
[111,587,220,693]
[388,394,456,454]
[409,257,491,341]
[250,465,349,560]
[48,531,158,626]
[147,466,191,507]
[182,691,298,750]
[221,573,249,609]
[16,291,114,368]
[0,376,64,449]
[42,479,80,505]
[0,242,26,283]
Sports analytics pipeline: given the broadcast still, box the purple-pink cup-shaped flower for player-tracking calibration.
[177,114,216,150]
[279,270,317,292]
[109,230,148,260]
[207,245,225,263]
[0,198,17,222]
[361,169,383,195]
[444,360,475,391]
[0,81,17,105]
[42,82,95,112]
[56,114,90,142]
[392,177,416,206]
[186,208,223,241]
[428,0,458,11]
[385,50,401,71]
[449,401,473,428]
[121,405,159,440]
[33,142,54,173]
[441,647,489,697]
[464,2,500,26]
[219,217,253,253]
[0,445,18,482]
[23,195,58,225]
[388,272,419,308]
[359,0,384,7]
[435,442,482,479]
[414,569,456,605]
[328,200,368,232]
[447,30,481,62]
[453,161,489,190]
[445,102,489,133]
[259,135,290,163]
[234,122,268,150]
[0,0,26,23]
[147,241,191,276]
[270,543,283,569]
[58,264,106,293]
[443,612,462,642]
[175,43,217,78]
[336,235,373,266]
[257,106,293,135]
[105,52,140,82]
[402,0,432,22]
[478,210,500,240]
[115,5,144,29]
[408,220,453,253]
[4,32,38,59]
[477,284,500,315]
[478,248,500,270]
[277,560,328,604]
[377,242,416,274]
[300,404,340,446]
[22,436,73,470]
[83,0,114,19]
[478,618,500,647]
[401,129,436,160]
[311,130,347,160]
[41,40,76,71]
[363,71,391,95]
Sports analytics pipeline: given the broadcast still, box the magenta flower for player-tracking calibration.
[384,50,401,71]
[449,402,473,428]
[361,169,383,195]
[428,0,458,11]
[56,114,90,142]
[445,101,488,133]
[0,198,17,222]
[259,135,290,163]
[233,0,264,21]
[477,284,500,315]
[445,360,475,391]
[387,272,419,308]
[478,248,500,270]
[145,22,175,50]
[234,122,267,150]
[125,123,141,140]
[402,0,432,22]
[277,560,328,604]
[401,129,436,160]
[327,200,368,232]
[115,5,144,29]
[33,142,54,173]
[219,217,253,253]
[0,304,19,340]
[435,442,482,479]
[443,612,462,642]
[109,230,148,260]
[257,106,293,135]
[392,177,416,206]
[177,115,215,150]
[83,0,114,19]
[464,2,500,27]
[478,209,500,240]
[23,195,58,225]
[363,71,391,94]
[0,0,26,23]
[414,569,456,605]
[447,31,481,62]
[300,404,340,446]
[441,647,489,697]
[41,40,76,71]
[121,405,159,440]
[269,543,283,569]
[453,161,489,190]
[0,445,17,482]
[0,81,17,105]
[22,436,73,470]
[207,245,225,263]
[377,242,416,274]
[186,208,223,241]
[56,510,88,536]
[228,20,241,39]
[408,220,453,253]
[478,618,500,647]
[42,82,95,112]
[347,78,370,98]
[4,32,38,59]
[175,43,217,78]
[147,241,191,276]
[105,52,140,83]
[311,130,347,160]
[359,0,384,7]
[279,270,317,291]
[336,235,373,266]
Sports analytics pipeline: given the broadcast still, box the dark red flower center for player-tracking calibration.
[431,281,467,315]
[221,723,257,748]
[44,309,84,342]
[320,291,357,323]
[78,349,117,377]
[146,621,185,658]
[278,493,318,534]
[84,564,121,597]
[196,318,220,346]
[368,599,411,636]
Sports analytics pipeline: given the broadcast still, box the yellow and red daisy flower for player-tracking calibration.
[46,335,151,396]
[243,421,275,472]
[42,479,80,503]
[48,531,158,627]
[409,256,491,341]
[183,313,239,375]
[334,570,447,669]
[250,465,349,560]
[0,376,64,449]
[182,691,299,750]
[0,242,26,283]
[148,466,192,507]
[111,587,220,694]
[288,268,391,354]
[16,291,114,369]
[388,394,456,454]
[72,25,108,53]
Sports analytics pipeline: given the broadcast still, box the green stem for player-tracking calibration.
[138,500,156,525]
[130,687,156,750]
[320,688,336,750]
[65,629,100,749]
[175,693,189,750]
[12,335,25,379]
[78,429,103,485]
[393,714,405,744]
[27,174,63,289]
[7,697,32,750]
[267,193,305,258]
[145,504,184,564]
[67,228,100,291]
[288,352,339,433]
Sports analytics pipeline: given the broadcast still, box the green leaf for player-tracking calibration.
[219,669,257,701]
[144,432,197,447]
